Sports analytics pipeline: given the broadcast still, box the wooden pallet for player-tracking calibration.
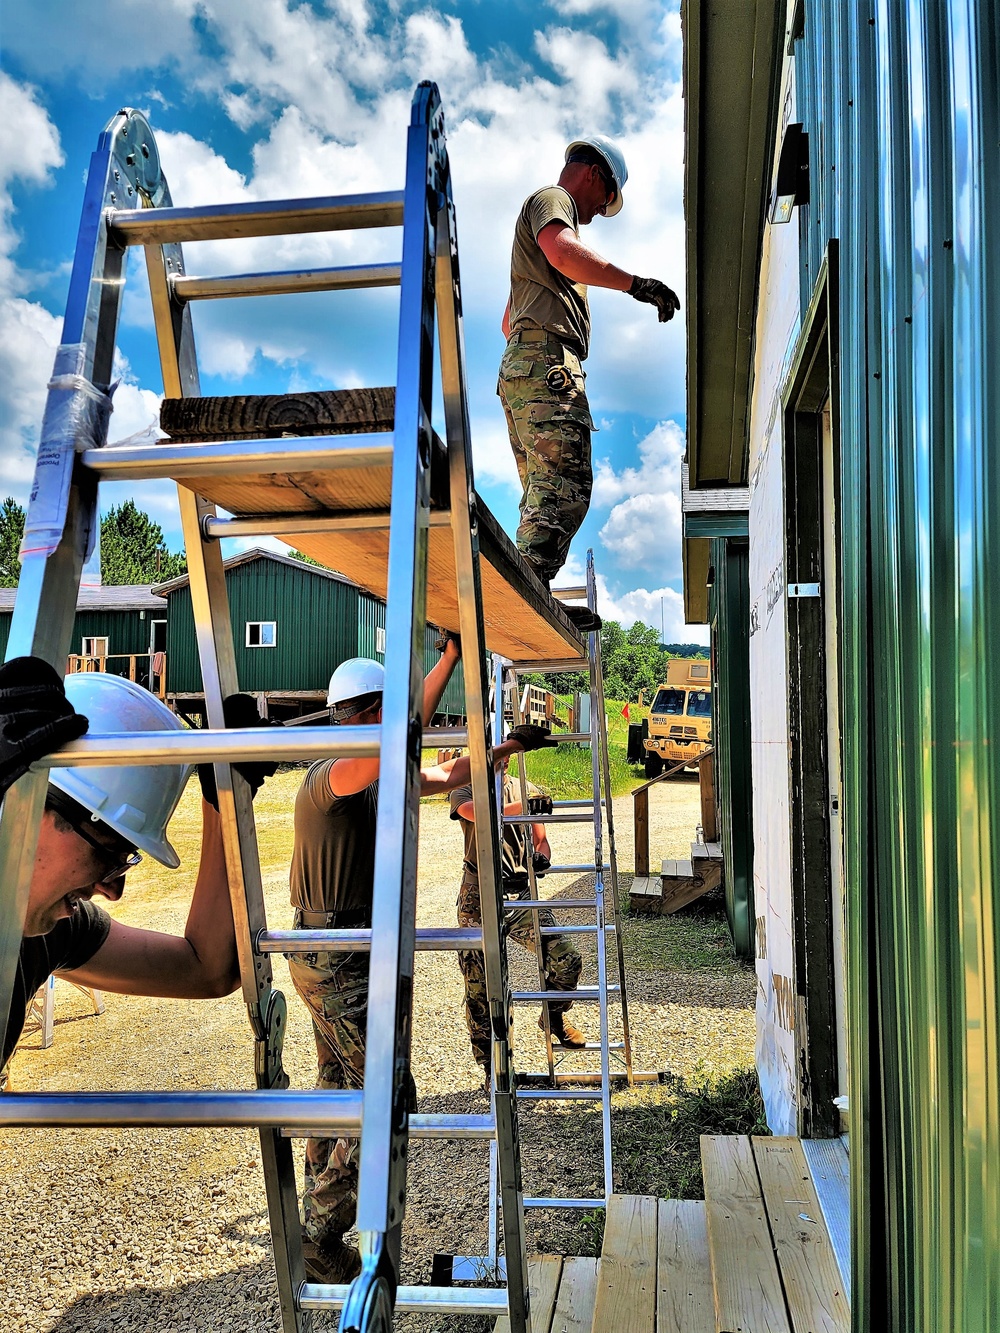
[501,1137,849,1333]
[159,389,585,663]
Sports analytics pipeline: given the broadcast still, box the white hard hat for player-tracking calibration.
[50,674,192,868]
[565,134,628,216]
[326,657,385,717]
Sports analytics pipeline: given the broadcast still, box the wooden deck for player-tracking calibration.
[500,1136,849,1333]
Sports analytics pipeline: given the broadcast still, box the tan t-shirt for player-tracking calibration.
[289,762,379,919]
[509,186,591,359]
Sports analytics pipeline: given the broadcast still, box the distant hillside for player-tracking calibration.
[663,643,710,658]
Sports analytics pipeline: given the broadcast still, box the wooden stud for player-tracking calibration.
[656,1199,715,1333]
[698,750,718,843]
[751,1137,849,1333]
[634,786,650,876]
[493,1254,562,1333]
[591,1195,658,1333]
[701,1135,791,1333]
[550,1256,599,1333]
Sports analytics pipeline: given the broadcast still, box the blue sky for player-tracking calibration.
[0,0,704,642]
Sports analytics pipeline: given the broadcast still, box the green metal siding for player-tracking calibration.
[166,560,359,693]
[794,6,999,1331]
[0,607,156,674]
[709,537,754,959]
[422,624,465,718]
[357,593,386,662]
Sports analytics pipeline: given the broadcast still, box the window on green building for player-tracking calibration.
[246,621,276,648]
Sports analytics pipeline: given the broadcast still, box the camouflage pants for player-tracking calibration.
[457,875,583,1069]
[288,949,417,1246]
[498,336,593,585]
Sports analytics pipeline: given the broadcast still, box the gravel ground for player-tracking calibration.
[2,771,754,1332]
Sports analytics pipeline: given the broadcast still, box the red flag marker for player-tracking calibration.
[621,702,630,722]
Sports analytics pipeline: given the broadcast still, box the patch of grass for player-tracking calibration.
[621,889,744,973]
[611,1066,769,1201]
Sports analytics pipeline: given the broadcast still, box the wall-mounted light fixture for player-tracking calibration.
[769,122,809,224]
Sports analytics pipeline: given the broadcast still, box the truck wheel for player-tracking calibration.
[644,755,663,779]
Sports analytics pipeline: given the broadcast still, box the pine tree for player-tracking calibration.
[0,497,26,588]
[100,500,187,584]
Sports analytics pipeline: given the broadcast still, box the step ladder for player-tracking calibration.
[441,553,642,1283]
[0,84,552,1333]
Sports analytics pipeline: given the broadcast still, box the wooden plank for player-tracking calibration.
[493,1254,562,1333]
[591,1195,658,1333]
[752,1138,849,1332]
[550,1256,599,1333]
[657,1200,715,1333]
[629,876,663,916]
[801,1138,851,1288]
[161,387,395,440]
[701,1135,791,1333]
[698,750,718,842]
[662,860,695,878]
[661,861,722,915]
[691,842,724,862]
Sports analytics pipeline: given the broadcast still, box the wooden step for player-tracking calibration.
[691,841,723,863]
[591,1195,657,1333]
[161,387,396,441]
[701,1134,791,1333]
[752,1137,849,1333]
[661,858,721,916]
[629,876,664,914]
[657,1199,715,1333]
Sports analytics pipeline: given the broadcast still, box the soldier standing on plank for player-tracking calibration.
[285,635,556,1285]
[450,770,585,1085]
[499,135,681,620]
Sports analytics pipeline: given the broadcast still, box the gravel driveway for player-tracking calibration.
[2,771,753,1333]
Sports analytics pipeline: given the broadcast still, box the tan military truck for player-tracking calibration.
[642,657,712,778]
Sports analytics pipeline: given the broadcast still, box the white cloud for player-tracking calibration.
[593,418,685,575]
[557,553,706,643]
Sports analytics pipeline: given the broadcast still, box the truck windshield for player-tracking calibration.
[651,689,685,714]
[686,690,712,718]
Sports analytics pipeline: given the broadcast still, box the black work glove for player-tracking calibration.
[434,629,462,658]
[532,851,551,877]
[198,693,282,810]
[507,724,557,752]
[527,795,553,817]
[0,657,88,798]
[628,275,681,323]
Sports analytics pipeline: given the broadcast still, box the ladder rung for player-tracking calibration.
[282,1113,495,1140]
[523,1196,606,1209]
[550,587,588,601]
[544,863,610,874]
[259,927,483,953]
[538,924,614,936]
[515,1088,603,1101]
[503,898,599,911]
[551,799,599,808]
[172,262,402,302]
[0,1091,362,1131]
[511,987,619,1002]
[33,725,467,769]
[503,812,593,825]
[203,509,451,540]
[83,434,393,482]
[108,191,405,245]
[299,1283,508,1315]
[550,732,591,744]
[518,1070,659,1086]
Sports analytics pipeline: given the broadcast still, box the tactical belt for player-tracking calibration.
[293,907,371,928]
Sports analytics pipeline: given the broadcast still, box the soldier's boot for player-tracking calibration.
[302,1237,363,1284]
[541,1012,586,1048]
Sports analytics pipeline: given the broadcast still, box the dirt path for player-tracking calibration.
[2,771,753,1333]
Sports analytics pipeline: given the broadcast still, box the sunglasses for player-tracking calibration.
[47,790,143,885]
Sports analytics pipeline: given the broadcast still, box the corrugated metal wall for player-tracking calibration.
[709,537,754,958]
[796,5,999,1330]
[422,624,466,718]
[0,608,156,669]
[166,560,359,693]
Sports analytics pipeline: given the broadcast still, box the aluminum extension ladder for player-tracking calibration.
[443,552,640,1282]
[0,84,534,1333]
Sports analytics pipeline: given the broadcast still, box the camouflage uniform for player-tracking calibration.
[498,334,594,586]
[457,878,583,1069]
[287,933,418,1246]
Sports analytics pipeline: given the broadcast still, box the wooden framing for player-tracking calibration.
[781,243,842,1137]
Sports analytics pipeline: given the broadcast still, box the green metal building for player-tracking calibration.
[682,1,998,1329]
[155,548,465,719]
